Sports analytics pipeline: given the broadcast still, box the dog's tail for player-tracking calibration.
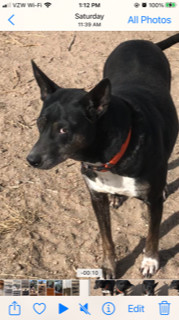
[156,33,179,50]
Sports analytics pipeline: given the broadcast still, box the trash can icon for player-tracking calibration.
[159,301,171,315]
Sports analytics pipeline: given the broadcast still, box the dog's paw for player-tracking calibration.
[140,256,159,278]
[102,257,116,279]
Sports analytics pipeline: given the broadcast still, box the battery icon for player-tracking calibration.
[165,2,176,7]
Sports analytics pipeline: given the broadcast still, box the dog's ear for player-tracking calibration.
[154,282,158,288]
[81,78,111,121]
[31,60,59,101]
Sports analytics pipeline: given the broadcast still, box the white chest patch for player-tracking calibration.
[83,170,139,197]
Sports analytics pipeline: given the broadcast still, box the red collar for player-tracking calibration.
[116,288,124,295]
[82,128,132,172]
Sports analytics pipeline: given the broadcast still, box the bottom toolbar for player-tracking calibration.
[0,296,178,320]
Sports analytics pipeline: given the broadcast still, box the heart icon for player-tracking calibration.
[33,303,46,314]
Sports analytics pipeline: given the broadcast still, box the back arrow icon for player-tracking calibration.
[8,14,15,25]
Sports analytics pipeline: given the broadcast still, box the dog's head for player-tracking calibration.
[115,280,133,295]
[93,280,104,290]
[27,61,111,169]
[170,280,179,290]
[142,280,158,296]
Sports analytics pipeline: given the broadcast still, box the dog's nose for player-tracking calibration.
[27,153,42,167]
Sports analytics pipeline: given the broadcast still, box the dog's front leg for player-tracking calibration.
[89,189,116,279]
[141,195,163,277]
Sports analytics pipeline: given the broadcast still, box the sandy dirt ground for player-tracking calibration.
[0,31,178,280]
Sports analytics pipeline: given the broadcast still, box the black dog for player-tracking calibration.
[170,280,179,295]
[115,280,133,295]
[142,280,158,296]
[94,279,115,296]
[27,34,179,278]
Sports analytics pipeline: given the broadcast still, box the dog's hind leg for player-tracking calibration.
[141,195,163,277]
[89,190,116,279]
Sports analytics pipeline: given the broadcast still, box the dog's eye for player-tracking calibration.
[59,128,68,134]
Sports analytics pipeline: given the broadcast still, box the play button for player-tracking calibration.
[58,303,69,314]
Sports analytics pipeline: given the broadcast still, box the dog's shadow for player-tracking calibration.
[168,157,179,171]
[167,158,179,196]
[116,211,179,277]
[156,283,169,296]
[167,178,179,197]
[130,283,142,296]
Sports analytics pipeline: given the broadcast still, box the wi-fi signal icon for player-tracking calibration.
[44,2,52,8]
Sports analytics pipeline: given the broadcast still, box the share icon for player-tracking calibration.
[79,303,91,315]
